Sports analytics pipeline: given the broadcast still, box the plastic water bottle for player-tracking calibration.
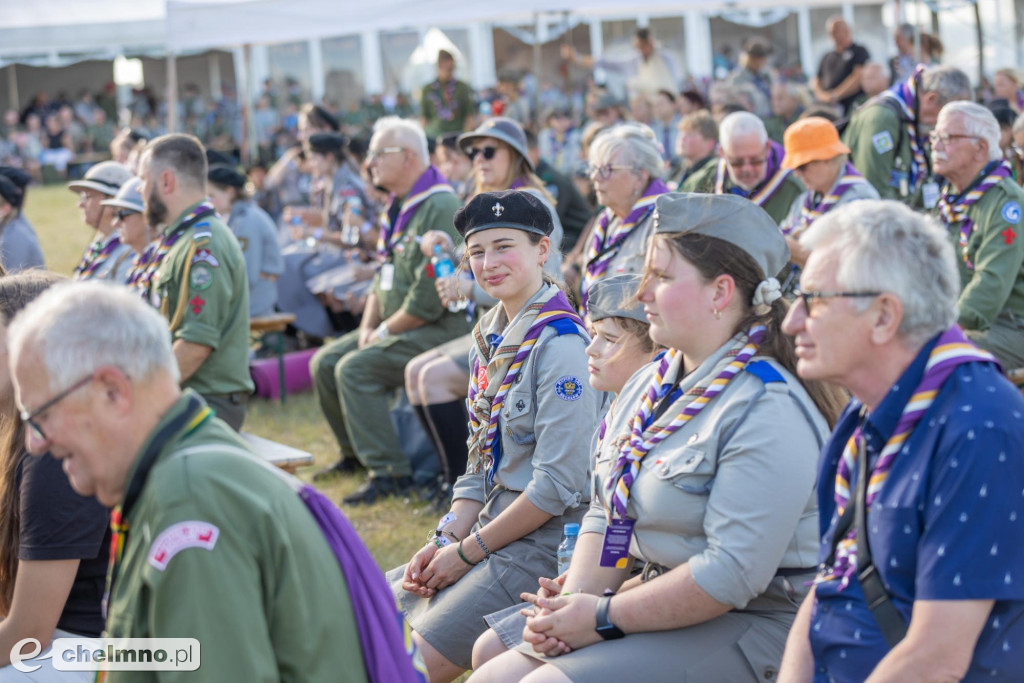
[556,523,580,576]
[341,197,363,246]
[431,244,462,313]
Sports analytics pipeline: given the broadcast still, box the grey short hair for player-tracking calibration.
[895,23,915,41]
[938,101,1003,161]
[919,65,972,106]
[8,281,179,392]
[589,123,666,179]
[719,111,768,148]
[372,116,429,164]
[800,199,959,346]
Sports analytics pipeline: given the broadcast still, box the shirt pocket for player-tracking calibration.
[503,389,535,446]
[651,446,714,495]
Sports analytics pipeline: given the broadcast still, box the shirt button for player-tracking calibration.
[687,433,698,444]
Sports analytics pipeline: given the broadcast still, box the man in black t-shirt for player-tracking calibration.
[812,15,870,117]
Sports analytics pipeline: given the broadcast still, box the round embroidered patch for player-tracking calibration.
[555,375,583,401]
[190,264,213,291]
[1001,201,1021,225]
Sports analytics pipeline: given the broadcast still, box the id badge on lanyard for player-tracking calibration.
[599,517,635,569]
[922,181,940,209]
[380,263,395,291]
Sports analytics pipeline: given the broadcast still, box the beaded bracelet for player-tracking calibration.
[456,540,478,566]
[474,530,492,558]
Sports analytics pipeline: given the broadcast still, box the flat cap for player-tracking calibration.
[308,132,348,156]
[653,193,789,279]
[455,189,553,239]
[587,273,647,324]
[207,164,247,189]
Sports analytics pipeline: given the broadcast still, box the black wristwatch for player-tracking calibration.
[594,595,625,640]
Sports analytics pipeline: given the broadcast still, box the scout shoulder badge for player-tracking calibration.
[165,223,214,331]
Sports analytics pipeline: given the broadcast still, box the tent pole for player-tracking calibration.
[533,11,542,129]
[167,52,179,134]
[974,0,984,95]
[240,44,258,165]
[7,65,19,113]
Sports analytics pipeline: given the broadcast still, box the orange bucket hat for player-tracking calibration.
[781,117,851,170]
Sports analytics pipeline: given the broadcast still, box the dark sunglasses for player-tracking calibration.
[467,145,499,162]
[116,209,139,220]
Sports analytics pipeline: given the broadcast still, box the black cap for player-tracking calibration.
[0,167,31,191]
[208,164,247,189]
[308,132,348,156]
[0,175,21,208]
[206,149,236,167]
[311,104,340,132]
[454,190,553,239]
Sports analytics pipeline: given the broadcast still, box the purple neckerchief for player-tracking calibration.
[299,485,427,683]
[716,140,791,207]
[73,234,123,280]
[377,165,454,259]
[582,178,670,309]
[130,201,215,302]
[786,163,869,237]
[880,66,928,190]
[509,176,528,190]
[826,326,998,587]
[937,160,1014,269]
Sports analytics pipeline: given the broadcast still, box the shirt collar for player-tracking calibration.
[862,332,941,447]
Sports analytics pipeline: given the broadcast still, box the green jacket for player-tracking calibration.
[156,204,255,396]
[105,391,368,683]
[371,191,463,322]
[681,159,805,226]
[843,98,931,208]
[936,177,1024,330]
[421,78,475,139]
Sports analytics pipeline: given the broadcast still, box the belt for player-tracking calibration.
[641,562,816,584]
[205,391,250,403]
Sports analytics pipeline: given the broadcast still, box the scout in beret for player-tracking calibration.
[390,188,600,680]
[0,167,45,272]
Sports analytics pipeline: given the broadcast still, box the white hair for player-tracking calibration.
[372,116,429,164]
[589,123,666,179]
[719,111,768,149]
[801,200,959,346]
[938,101,1004,162]
[8,281,179,392]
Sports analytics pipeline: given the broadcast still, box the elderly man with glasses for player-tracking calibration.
[310,116,471,504]
[683,111,804,225]
[930,101,1024,370]
[777,199,1024,683]
[66,161,136,282]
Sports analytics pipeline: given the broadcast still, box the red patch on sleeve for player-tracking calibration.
[1003,227,1017,245]
[189,295,206,314]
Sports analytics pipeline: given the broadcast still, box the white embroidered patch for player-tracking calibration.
[871,131,894,154]
[148,521,220,571]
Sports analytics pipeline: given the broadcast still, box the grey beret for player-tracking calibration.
[588,274,647,324]
[652,193,790,279]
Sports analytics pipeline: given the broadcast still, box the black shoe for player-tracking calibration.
[312,459,362,482]
[342,475,414,506]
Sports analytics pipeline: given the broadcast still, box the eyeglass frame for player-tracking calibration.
[20,374,95,443]
[587,163,637,180]
[928,131,982,146]
[725,156,767,169]
[366,146,406,162]
[115,209,140,220]
[792,288,883,312]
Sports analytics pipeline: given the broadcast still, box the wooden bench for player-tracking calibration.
[250,313,297,403]
[241,432,314,474]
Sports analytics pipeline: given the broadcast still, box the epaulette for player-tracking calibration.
[744,360,786,384]
[550,318,584,337]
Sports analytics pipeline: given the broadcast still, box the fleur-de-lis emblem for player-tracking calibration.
[492,202,504,217]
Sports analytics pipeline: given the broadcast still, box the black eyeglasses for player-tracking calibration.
[793,288,883,312]
[467,145,499,162]
[20,374,95,443]
[116,209,139,220]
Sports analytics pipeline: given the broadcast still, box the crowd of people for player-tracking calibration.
[1,13,1024,683]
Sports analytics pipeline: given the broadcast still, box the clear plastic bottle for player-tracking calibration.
[431,244,463,313]
[341,197,363,246]
[556,523,580,576]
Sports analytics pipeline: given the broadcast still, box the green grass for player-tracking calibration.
[23,185,437,572]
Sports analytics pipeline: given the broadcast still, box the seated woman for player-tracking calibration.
[0,270,109,680]
[472,272,658,667]
[472,193,845,683]
[388,190,600,683]
[207,164,285,318]
[103,178,157,291]
[403,117,565,494]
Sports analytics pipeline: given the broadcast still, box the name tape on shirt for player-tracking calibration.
[148,521,219,571]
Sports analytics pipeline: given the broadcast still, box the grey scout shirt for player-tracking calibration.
[581,340,829,610]
[228,199,284,318]
[452,284,602,516]
[0,214,45,272]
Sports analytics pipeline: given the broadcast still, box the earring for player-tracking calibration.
[712,308,721,320]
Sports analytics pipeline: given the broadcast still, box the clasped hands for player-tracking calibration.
[401,541,475,597]
[520,575,604,656]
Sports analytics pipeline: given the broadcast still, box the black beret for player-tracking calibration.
[311,104,340,132]
[208,164,247,189]
[0,167,32,190]
[308,132,348,156]
[205,149,236,168]
[0,175,21,208]
[454,190,553,239]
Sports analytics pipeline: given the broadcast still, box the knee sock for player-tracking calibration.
[424,400,470,485]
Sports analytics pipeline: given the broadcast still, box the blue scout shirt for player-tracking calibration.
[810,334,1024,682]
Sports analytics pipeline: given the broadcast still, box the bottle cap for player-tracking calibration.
[564,523,580,536]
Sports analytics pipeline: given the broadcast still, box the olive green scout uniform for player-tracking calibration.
[104,391,368,683]
[311,185,471,478]
[937,176,1024,370]
[155,203,254,430]
[682,160,804,226]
